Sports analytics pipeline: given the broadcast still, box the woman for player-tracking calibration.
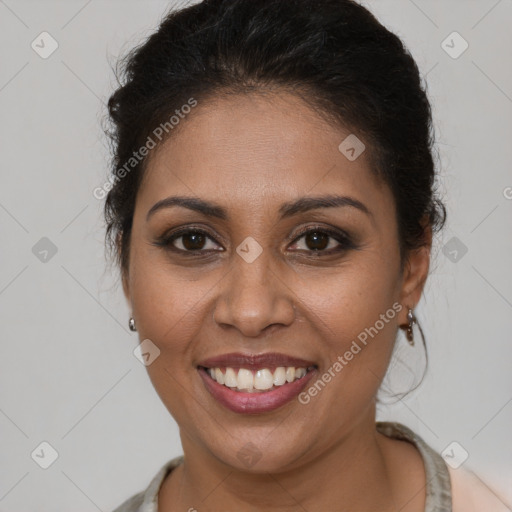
[103,1,506,510]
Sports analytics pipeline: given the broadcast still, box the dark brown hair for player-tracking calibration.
[103,0,446,279]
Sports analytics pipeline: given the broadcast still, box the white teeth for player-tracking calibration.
[224,367,238,387]
[206,365,310,392]
[273,367,286,386]
[237,368,254,391]
[215,368,225,385]
[254,369,274,390]
[295,368,307,378]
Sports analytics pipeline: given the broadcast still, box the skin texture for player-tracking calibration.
[122,92,432,511]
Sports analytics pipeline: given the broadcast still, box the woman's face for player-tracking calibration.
[123,92,429,472]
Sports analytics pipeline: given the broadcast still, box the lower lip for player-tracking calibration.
[198,367,316,414]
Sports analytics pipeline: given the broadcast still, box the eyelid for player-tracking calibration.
[154,223,355,254]
[288,224,355,251]
[155,225,224,251]
[290,224,351,242]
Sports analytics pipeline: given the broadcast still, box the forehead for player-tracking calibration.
[137,92,391,217]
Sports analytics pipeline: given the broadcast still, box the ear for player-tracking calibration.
[398,220,432,316]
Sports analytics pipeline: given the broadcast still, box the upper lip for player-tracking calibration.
[198,352,317,370]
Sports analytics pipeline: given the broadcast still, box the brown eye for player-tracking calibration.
[155,228,223,253]
[154,225,355,257]
[181,232,207,250]
[303,231,330,251]
[289,226,356,255]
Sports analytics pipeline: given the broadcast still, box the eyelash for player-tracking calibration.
[153,225,357,257]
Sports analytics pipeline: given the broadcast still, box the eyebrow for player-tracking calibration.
[146,194,373,222]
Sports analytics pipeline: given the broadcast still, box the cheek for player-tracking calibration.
[128,256,217,427]
[296,257,399,345]
[131,270,208,353]
[128,240,206,339]
[293,262,400,411]
[127,231,401,427]
[130,238,400,363]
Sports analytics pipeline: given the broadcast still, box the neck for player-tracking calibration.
[159,410,409,511]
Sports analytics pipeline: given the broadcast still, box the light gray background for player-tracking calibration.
[1,0,511,510]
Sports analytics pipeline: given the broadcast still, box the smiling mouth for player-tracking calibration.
[198,365,316,393]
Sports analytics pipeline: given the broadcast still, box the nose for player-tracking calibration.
[212,253,296,337]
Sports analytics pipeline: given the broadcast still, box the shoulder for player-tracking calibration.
[377,422,512,511]
[449,465,512,512]
[111,491,144,512]
[110,456,184,512]
[377,421,452,510]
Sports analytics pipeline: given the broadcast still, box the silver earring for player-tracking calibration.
[399,308,416,346]
[129,317,137,332]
